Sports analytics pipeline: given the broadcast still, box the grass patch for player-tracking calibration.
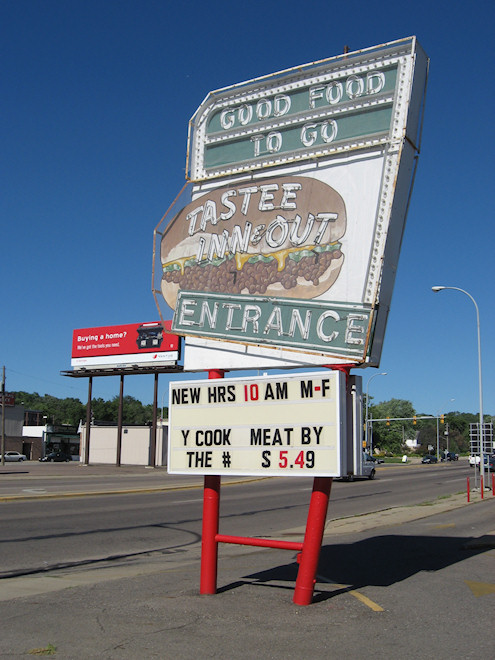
[28,644,57,656]
[418,492,459,507]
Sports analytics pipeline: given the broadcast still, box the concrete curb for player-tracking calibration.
[324,491,495,535]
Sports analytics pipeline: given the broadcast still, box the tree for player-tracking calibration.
[13,391,155,427]
[442,412,480,454]
[368,398,416,454]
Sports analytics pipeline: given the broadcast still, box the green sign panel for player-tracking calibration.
[205,105,393,170]
[172,291,372,359]
[206,65,397,135]
[189,57,402,179]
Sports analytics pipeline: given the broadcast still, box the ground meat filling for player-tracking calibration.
[163,249,342,295]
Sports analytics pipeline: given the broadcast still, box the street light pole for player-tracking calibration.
[365,372,387,456]
[432,286,485,490]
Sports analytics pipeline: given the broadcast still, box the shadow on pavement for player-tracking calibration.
[216,533,488,600]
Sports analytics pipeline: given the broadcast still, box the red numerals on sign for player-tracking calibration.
[295,451,305,468]
[278,450,314,469]
[244,384,259,401]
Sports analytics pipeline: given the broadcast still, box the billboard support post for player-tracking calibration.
[116,375,124,467]
[84,376,92,465]
[200,369,225,595]
[149,372,159,468]
[293,477,333,606]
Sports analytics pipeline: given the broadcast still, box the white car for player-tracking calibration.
[1,451,27,462]
[469,454,493,467]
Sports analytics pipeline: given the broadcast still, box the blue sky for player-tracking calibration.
[1,0,494,416]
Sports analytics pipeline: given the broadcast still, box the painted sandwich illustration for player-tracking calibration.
[160,175,346,310]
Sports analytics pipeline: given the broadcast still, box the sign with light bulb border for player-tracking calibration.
[152,37,428,369]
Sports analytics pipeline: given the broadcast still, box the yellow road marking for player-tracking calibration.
[348,589,384,611]
[317,576,384,612]
[464,580,495,597]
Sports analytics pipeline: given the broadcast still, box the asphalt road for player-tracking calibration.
[0,460,477,578]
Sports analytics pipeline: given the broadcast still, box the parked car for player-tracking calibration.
[39,451,72,462]
[469,454,494,468]
[1,451,27,462]
[442,452,458,462]
[366,454,385,464]
[421,454,438,464]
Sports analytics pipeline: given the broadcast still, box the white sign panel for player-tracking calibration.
[183,335,343,371]
[71,351,179,369]
[168,371,346,476]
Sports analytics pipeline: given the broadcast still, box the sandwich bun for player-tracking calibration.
[160,175,346,310]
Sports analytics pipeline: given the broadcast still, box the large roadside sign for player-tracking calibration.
[153,37,428,369]
[168,371,347,476]
[71,321,180,370]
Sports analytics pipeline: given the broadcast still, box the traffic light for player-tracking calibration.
[386,417,390,426]
[440,414,444,424]
[413,416,417,425]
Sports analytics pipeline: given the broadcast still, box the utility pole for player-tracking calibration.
[1,366,5,466]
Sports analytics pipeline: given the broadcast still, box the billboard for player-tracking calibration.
[153,37,428,369]
[71,321,180,370]
[0,392,15,406]
[168,371,347,476]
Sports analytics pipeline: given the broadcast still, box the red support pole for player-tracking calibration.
[200,475,221,594]
[492,474,494,495]
[467,477,470,503]
[199,369,225,595]
[216,534,303,552]
[481,475,484,499]
[293,477,333,606]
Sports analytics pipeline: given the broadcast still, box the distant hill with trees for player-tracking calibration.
[367,397,492,455]
[14,391,159,427]
[14,391,491,454]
